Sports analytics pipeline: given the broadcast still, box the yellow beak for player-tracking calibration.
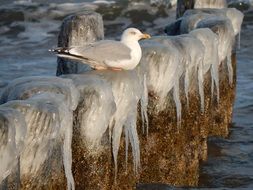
[141,33,151,39]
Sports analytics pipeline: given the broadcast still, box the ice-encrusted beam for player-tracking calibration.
[0,77,79,190]
[176,0,227,18]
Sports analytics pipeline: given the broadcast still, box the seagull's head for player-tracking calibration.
[121,28,151,42]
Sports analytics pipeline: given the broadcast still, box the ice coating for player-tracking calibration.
[158,35,205,112]
[0,107,26,183]
[107,71,142,174]
[180,13,214,34]
[172,35,205,112]
[140,74,149,134]
[64,70,144,175]
[0,76,80,110]
[29,93,75,190]
[140,38,184,122]
[63,73,116,151]
[179,10,235,85]
[196,17,234,85]
[226,8,244,48]
[183,8,244,36]
[190,28,220,101]
[141,34,205,114]
[2,93,75,190]
[194,0,227,9]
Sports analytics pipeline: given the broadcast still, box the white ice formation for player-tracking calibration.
[0,76,78,190]
[0,107,26,182]
[140,34,205,117]
[179,8,244,85]
[194,0,227,9]
[64,70,147,175]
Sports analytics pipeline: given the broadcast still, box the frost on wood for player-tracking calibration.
[182,8,244,37]
[170,8,242,85]
[189,28,220,101]
[194,0,227,9]
[0,77,78,190]
[0,107,26,183]
[64,70,146,175]
[140,34,205,115]
[62,73,116,152]
[0,76,80,110]
[1,93,75,190]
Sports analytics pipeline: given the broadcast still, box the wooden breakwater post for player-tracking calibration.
[0,1,243,189]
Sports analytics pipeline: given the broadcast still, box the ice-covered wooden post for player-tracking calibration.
[177,0,227,18]
[176,0,195,18]
[56,11,104,75]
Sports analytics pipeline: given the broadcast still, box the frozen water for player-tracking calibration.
[196,17,235,85]
[63,73,116,152]
[30,93,75,190]
[141,34,205,116]
[183,8,244,37]
[1,92,75,190]
[172,35,205,112]
[107,71,142,175]
[140,40,181,108]
[0,106,26,183]
[0,76,80,110]
[140,74,149,134]
[194,0,227,9]
[64,70,145,176]
[180,10,236,85]
[140,38,184,122]
[190,28,220,101]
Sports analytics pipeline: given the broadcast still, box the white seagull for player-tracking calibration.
[50,28,151,70]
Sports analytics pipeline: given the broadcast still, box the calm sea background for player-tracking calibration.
[0,0,252,189]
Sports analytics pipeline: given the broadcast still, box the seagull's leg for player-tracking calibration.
[94,65,107,70]
[110,67,123,71]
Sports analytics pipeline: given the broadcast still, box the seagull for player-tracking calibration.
[50,28,151,70]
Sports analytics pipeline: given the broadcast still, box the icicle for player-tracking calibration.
[173,79,182,125]
[211,61,220,102]
[94,70,142,179]
[198,60,205,113]
[238,31,241,50]
[0,107,26,183]
[184,67,189,108]
[125,115,140,174]
[111,117,124,178]
[227,52,233,86]
[124,125,129,169]
[194,0,227,9]
[140,74,149,135]
[29,93,75,190]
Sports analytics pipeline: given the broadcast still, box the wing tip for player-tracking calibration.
[48,47,70,53]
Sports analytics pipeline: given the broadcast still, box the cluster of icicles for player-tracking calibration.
[0,7,243,190]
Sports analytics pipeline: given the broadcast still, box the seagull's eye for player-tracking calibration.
[130,31,136,35]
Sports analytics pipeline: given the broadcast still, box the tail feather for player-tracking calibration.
[49,47,106,69]
[49,47,70,53]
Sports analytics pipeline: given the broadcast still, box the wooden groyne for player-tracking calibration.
[0,0,243,189]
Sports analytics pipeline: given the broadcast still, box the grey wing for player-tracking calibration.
[68,40,132,63]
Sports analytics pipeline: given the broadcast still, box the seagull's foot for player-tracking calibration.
[110,67,123,71]
[94,66,107,70]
